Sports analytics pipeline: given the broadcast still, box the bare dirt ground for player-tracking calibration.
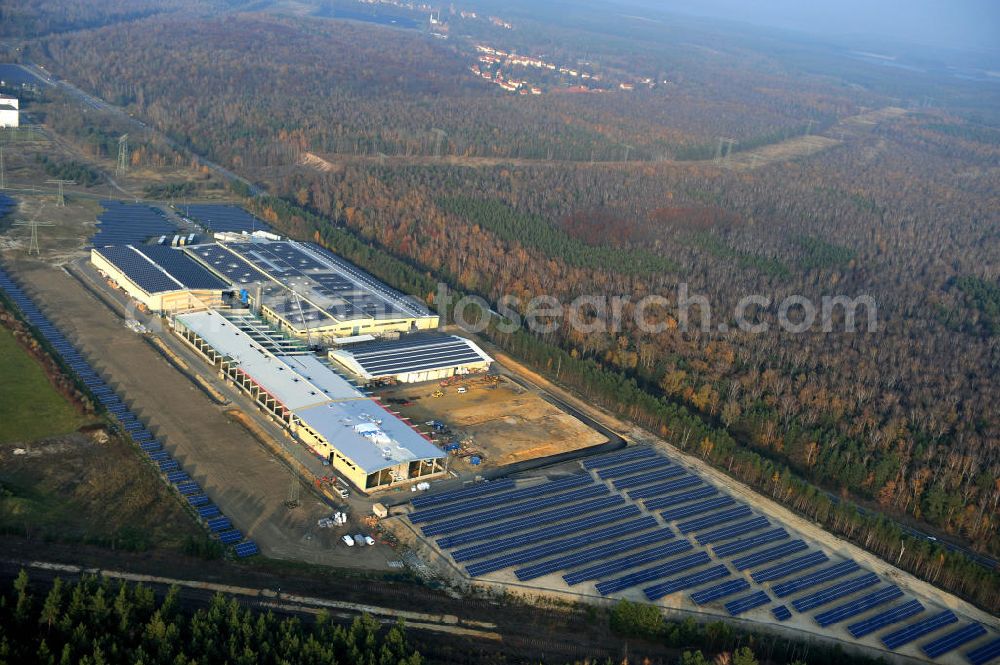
[375,375,605,469]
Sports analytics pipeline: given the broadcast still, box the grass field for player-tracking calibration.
[0,326,93,444]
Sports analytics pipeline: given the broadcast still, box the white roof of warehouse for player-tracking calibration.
[174,310,444,473]
[329,333,492,380]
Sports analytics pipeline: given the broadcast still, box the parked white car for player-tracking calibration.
[364,535,376,546]
[341,534,355,547]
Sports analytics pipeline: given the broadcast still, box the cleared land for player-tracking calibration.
[0,325,93,443]
[376,376,606,469]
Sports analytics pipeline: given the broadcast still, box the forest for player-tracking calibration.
[11,0,1000,612]
[0,571,423,665]
[0,571,888,665]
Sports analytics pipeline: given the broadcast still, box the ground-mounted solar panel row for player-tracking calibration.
[563,539,694,585]
[696,516,770,545]
[922,624,988,659]
[421,483,610,536]
[596,551,712,595]
[731,539,808,571]
[644,564,731,601]
[467,515,659,578]
[791,572,881,612]
[771,559,860,597]
[813,585,903,628]
[515,527,677,581]
[660,495,735,522]
[183,204,271,233]
[771,605,792,621]
[882,610,959,649]
[436,494,625,548]
[407,447,998,662]
[0,267,258,559]
[627,475,702,498]
[582,446,657,470]
[690,578,750,605]
[411,478,515,508]
[410,473,593,523]
[597,456,673,479]
[644,486,719,511]
[91,201,177,247]
[451,504,640,562]
[846,599,924,638]
[966,637,1000,665]
[725,591,772,616]
[613,465,687,490]
[677,505,752,533]
[750,550,828,583]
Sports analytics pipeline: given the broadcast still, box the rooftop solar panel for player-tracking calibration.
[134,245,230,289]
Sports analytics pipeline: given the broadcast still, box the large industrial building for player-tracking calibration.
[90,235,440,339]
[172,309,447,490]
[329,333,493,384]
[184,240,439,340]
[0,96,19,128]
[91,245,228,312]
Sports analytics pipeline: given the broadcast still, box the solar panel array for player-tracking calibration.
[94,245,229,294]
[0,193,16,219]
[91,201,177,246]
[404,445,997,661]
[0,267,258,559]
[336,333,489,378]
[183,204,270,233]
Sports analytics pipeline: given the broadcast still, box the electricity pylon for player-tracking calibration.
[45,179,74,206]
[116,134,129,177]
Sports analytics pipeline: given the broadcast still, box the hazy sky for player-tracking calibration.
[639,0,1000,52]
